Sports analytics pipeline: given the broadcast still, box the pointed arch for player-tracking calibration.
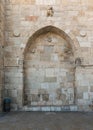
[22,25,77,109]
[24,25,79,55]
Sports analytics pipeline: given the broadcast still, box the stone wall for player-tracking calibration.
[0,0,5,111]
[3,0,93,111]
[24,32,75,107]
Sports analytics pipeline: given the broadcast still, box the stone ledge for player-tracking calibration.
[22,105,78,112]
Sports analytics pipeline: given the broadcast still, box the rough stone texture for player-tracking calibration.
[0,0,5,111]
[0,0,93,111]
[24,33,75,107]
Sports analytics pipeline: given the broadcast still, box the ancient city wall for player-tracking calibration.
[3,0,93,111]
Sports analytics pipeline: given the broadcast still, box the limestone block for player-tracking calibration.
[89,92,93,100]
[83,92,89,100]
[13,38,22,45]
[45,68,55,77]
[8,77,23,85]
[90,86,93,92]
[66,73,74,82]
[38,88,48,95]
[30,82,40,90]
[7,89,17,98]
[60,82,65,88]
[41,107,50,112]
[37,100,46,106]
[49,93,56,101]
[36,76,44,82]
[61,106,70,111]
[11,104,18,111]
[51,54,59,62]
[12,90,18,98]
[36,0,56,5]
[5,71,23,78]
[41,83,49,89]
[82,42,91,48]
[57,76,64,83]
[17,89,23,105]
[4,58,19,67]
[50,106,55,111]
[40,53,51,61]
[25,16,39,22]
[0,59,3,69]
[79,79,89,87]
[30,107,41,111]
[31,94,40,102]
[77,92,83,99]
[52,100,62,105]
[11,97,18,104]
[29,89,38,95]
[45,101,53,106]
[59,71,66,77]
[44,46,53,53]
[70,105,77,111]
[55,107,61,111]
[0,71,3,84]
[78,39,91,47]
[76,73,83,81]
[44,77,57,82]
[77,86,88,93]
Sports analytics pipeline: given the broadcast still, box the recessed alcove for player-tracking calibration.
[23,26,75,110]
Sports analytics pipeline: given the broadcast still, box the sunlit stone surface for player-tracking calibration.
[0,0,93,111]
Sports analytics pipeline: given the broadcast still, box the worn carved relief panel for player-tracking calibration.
[24,32,75,107]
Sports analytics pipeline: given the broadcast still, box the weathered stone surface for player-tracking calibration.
[24,32,75,106]
[0,0,93,111]
[0,0,5,111]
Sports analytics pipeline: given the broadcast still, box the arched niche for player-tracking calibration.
[24,26,77,54]
[23,26,76,110]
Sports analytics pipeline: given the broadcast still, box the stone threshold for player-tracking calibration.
[22,105,78,112]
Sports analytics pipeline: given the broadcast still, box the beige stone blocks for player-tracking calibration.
[76,67,93,110]
[23,32,75,107]
[4,58,19,67]
[0,0,93,111]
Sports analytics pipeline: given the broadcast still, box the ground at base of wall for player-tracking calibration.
[0,112,93,130]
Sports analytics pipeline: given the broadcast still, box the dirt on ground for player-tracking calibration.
[0,112,93,130]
